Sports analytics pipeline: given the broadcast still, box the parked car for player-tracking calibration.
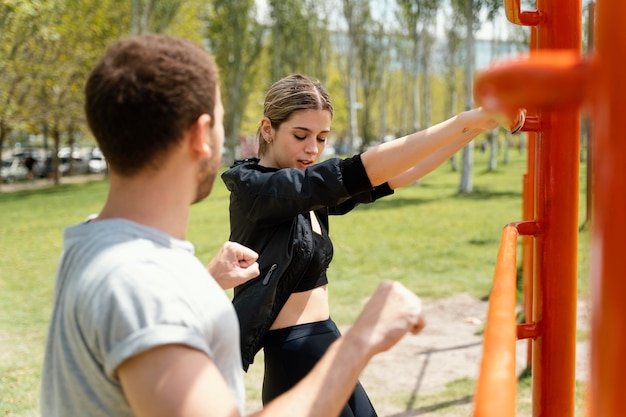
[59,155,90,176]
[88,154,107,174]
[1,158,29,183]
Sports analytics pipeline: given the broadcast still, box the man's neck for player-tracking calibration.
[96,172,192,240]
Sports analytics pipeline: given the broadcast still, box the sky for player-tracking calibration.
[255,0,515,41]
[253,0,526,70]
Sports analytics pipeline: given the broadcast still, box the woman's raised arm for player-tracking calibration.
[361,108,521,187]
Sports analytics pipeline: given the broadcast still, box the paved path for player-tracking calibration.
[0,174,106,193]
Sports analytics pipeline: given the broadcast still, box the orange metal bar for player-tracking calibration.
[532,2,581,414]
[474,221,539,417]
[589,0,626,416]
[473,50,589,114]
[517,322,540,340]
[521,26,538,369]
[473,223,520,417]
[520,115,541,132]
[521,170,533,364]
[504,0,542,26]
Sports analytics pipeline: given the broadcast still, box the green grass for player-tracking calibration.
[375,374,587,417]
[329,165,525,323]
[0,149,590,416]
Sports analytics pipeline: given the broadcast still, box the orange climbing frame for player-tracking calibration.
[474,0,626,415]
[472,0,583,416]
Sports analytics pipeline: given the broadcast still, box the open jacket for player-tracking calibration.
[221,155,394,370]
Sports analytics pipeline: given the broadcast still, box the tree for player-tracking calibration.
[359,20,389,150]
[442,7,464,171]
[339,0,371,154]
[29,0,129,182]
[1,0,206,188]
[267,0,330,82]
[397,0,441,134]
[130,0,185,34]
[0,0,49,189]
[450,0,501,193]
[204,0,264,164]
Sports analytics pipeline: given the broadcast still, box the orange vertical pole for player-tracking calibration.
[521,26,538,368]
[531,0,581,416]
[502,0,541,372]
[584,1,595,228]
[589,0,626,415]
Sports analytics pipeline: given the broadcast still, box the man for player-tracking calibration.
[40,34,426,417]
[24,152,37,181]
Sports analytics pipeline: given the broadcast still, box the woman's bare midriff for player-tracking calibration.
[270,285,330,330]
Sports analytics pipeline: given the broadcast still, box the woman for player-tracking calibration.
[221,74,522,416]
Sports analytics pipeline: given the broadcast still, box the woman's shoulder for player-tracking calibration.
[222,158,274,192]
[230,157,260,167]
[223,158,278,176]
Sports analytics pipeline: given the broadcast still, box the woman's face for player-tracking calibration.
[260,109,331,170]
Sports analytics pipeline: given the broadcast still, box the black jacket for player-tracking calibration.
[221,155,394,370]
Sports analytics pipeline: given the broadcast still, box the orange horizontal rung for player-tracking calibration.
[474,50,594,115]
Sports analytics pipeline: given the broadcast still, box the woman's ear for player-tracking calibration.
[260,117,273,142]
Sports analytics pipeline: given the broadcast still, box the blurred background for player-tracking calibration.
[0,0,593,188]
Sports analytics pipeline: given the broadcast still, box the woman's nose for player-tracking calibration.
[304,138,319,154]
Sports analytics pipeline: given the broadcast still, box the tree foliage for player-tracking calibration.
[1,0,524,192]
[204,0,264,164]
[267,0,330,82]
[450,0,505,193]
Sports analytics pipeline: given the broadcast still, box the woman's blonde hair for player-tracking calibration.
[257,74,334,156]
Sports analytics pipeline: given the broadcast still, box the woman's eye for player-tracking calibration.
[294,134,306,140]
[317,137,327,143]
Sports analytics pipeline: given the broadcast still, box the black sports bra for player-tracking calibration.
[293,216,333,293]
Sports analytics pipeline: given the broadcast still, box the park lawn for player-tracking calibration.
[0,148,590,416]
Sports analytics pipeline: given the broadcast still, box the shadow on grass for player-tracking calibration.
[387,395,473,416]
[453,186,521,201]
[356,195,447,210]
[386,341,482,416]
[355,185,521,212]
[468,238,500,246]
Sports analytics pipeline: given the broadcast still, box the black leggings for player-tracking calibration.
[262,318,377,417]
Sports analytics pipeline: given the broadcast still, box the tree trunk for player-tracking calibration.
[420,31,434,130]
[459,0,475,193]
[0,121,5,192]
[488,129,498,171]
[460,142,473,192]
[348,73,358,153]
[52,125,61,185]
[68,124,76,177]
[378,48,387,144]
[503,129,511,164]
[412,41,421,132]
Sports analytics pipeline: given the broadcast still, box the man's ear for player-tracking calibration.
[188,114,212,158]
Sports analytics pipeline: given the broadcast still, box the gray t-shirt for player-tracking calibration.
[41,219,244,416]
